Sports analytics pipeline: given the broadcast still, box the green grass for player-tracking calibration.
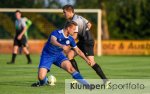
[0,54,150,94]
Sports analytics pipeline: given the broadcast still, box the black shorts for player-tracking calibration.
[14,35,27,47]
[77,40,94,56]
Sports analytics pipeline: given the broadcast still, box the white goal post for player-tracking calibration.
[0,8,102,56]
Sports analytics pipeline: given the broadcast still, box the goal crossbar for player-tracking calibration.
[0,8,100,13]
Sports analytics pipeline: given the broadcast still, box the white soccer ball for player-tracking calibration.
[48,75,56,86]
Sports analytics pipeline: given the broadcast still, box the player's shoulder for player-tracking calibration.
[57,29,63,34]
[20,18,26,22]
[68,35,74,41]
[72,14,85,22]
[73,14,81,20]
[51,29,61,33]
[74,14,81,17]
[51,29,62,36]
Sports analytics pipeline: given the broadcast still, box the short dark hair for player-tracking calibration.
[15,10,21,13]
[62,5,74,13]
[64,21,77,29]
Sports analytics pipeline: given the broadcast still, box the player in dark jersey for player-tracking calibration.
[19,17,32,54]
[31,21,90,87]
[62,5,110,84]
[7,10,32,64]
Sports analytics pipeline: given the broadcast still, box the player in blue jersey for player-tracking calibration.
[31,21,91,87]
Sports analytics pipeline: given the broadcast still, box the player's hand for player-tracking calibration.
[62,45,70,53]
[17,34,22,40]
[85,60,91,66]
[86,60,93,66]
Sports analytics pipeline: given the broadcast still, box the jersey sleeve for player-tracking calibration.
[70,37,77,48]
[21,19,26,28]
[26,19,32,28]
[72,16,78,33]
[72,19,78,33]
[50,30,58,39]
[81,16,88,24]
[74,25,78,33]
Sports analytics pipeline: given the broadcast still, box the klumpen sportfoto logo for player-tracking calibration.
[69,82,145,91]
[65,79,150,94]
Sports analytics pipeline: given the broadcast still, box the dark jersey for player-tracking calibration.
[72,14,94,41]
[14,18,27,47]
[15,18,26,36]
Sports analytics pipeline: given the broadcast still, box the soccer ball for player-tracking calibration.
[48,75,56,86]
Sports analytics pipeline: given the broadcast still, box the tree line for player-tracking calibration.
[0,0,149,40]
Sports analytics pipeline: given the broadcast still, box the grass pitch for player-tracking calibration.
[0,54,150,94]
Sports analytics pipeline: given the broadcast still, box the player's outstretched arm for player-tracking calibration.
[50,36,70,52]
[50,36,64,48]
[73,47,91,65]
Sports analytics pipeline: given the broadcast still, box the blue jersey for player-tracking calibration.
[42,29,77,55]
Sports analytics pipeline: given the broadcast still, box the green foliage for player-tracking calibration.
[75,0,99,9]
[105,0,150,39]
[0,0,34,8]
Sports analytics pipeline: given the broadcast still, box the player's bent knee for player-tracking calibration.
[13,46,18,54]
[38,68,47,80]
[61,60,75,73]
[67,55,73,60]
[67,50,75,60]
[38,74,46,80]
[67,53,73,59]
[67,66,75,74]
[64,64,75,73]
[23,47,29,54]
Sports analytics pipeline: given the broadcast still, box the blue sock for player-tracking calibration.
[72,71,89,85]
[39,77,48,85]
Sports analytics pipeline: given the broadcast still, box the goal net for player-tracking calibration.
[0,8,102,56]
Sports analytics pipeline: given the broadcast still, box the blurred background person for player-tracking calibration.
[19,17,32,54]
[7,10,32,64]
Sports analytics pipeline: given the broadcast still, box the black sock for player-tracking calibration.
[26,54,31,62]
[70,59,80,73]
[92,63,107,80]
[11,53,16,63]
